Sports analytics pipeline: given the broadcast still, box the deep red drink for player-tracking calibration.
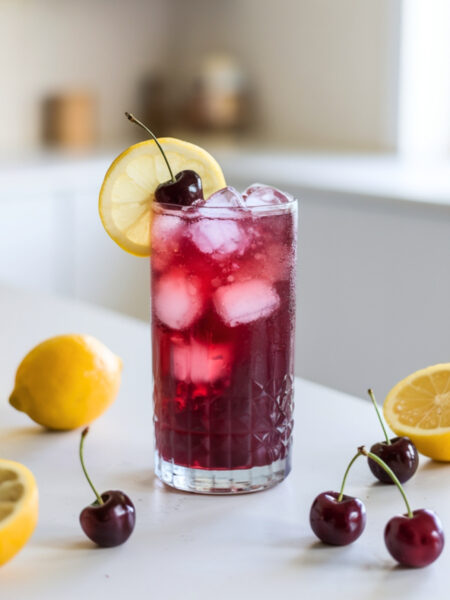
[152,185,297,493]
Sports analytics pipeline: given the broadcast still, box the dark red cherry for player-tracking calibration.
[154,169,203,206]
[385,509,444,567]
[368,437,419,484]
[80,490,136,548]
[309,491,366,546]
[78,428,136,548]
[124,113,203,207]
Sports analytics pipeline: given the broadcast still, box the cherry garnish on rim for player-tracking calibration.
[79,428,136,548]
[155,170,203,206]
[367,389,419,484]
[125,112,203,206]
[359,446,444,567]
[309,452,366,546]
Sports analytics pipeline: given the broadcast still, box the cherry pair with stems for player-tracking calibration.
[310,390,444,568]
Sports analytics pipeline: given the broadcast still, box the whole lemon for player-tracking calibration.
[9,334,122,430]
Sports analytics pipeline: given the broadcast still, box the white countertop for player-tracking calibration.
[1,286,450,599]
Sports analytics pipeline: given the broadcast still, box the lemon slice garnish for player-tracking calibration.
[99,138,226,257]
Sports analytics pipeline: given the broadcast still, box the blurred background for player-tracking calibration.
[1,0,449,399]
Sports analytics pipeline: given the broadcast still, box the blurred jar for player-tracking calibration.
[42,91,96,149]
[187,54,248,131]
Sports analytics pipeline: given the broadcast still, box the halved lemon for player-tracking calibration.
[99,138,226,256]
[0,460,38,566]
[384,364,450,461]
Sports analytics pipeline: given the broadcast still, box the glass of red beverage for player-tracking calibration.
[151,185,297,493]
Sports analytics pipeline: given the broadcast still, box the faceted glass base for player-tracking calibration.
[155,450,291,494]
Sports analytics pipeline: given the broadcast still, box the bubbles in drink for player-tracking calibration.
[235,243,290,284]
[172,338,231,384]
[154,269,204,330]
[264,243,291,281]
[213,279,280,327]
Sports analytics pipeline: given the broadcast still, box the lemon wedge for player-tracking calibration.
[99,138,226,256]
[384,363,450,461]
[0,460,38,566]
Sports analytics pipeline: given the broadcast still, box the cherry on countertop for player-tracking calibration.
[366,389,419,484]
[384,508,444,568]
[360,445,444,568]
[80,490,136,548]
[78,428,136,548]
[368,437,419,484]
[309,491,367,546]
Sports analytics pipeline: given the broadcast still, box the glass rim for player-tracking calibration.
[153,197,298,217]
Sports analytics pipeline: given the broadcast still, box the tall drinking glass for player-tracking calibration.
[151,192,297,493]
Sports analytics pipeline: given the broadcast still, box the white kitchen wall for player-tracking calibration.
[72,189,150,320]
[291,191,450,401]
[168,0,401,150]
[1,0,402,154]
[0,155,151,319]
[0,0,169,153]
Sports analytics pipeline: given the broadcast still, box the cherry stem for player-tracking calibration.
[337,452,361,502]
[125,112,175,182]
[79,428,104,505]
[358,446,413,518]
[368,388,391,445]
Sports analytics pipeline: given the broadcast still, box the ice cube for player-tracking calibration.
[204,186,245,208]
[243,184,293,207]
[151,214,184,253]
[194,186,246,218]
[213,279,280,327]
[154,269,204,330]
[172,339,231,384]
[189,218,248,257]
[151,214,185,271]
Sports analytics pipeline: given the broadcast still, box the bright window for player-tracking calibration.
[398,0,450,160]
